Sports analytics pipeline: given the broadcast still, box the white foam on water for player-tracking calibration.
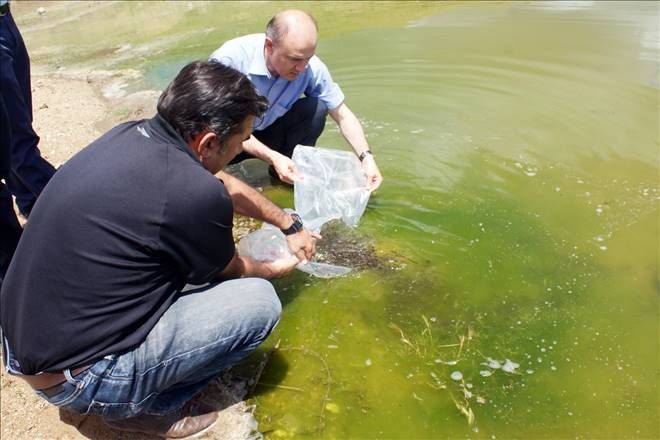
[484,358,502,369]
[502,359,520,373]
[450,371,463,381]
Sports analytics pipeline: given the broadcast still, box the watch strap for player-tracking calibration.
[359,150,373,162]
[281,213,303,235]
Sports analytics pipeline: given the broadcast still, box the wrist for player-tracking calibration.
[241,255,270,279]
[280,212,303,235]
[259,145,281,163]
[358,150,373,162]
[245,137,275,163]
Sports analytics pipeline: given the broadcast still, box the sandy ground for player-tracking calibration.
[1,75,263,439]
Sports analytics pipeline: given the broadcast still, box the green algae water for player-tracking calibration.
[17,1,659,438]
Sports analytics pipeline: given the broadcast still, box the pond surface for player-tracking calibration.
[18,1,659,438]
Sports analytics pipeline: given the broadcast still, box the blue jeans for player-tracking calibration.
[13,278,281,421]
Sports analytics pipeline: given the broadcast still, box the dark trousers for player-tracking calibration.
[0,88,22,287]
[0,11,55,216]
[230,96,328,164]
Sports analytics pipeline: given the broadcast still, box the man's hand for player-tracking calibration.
[271,152,301,184]
[220,253,300,280]
[241,135,301,184]
[258,254,300,279]
[286,228,320,264]
[361,154,383,191]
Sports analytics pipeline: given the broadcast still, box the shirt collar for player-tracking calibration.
[148,114,201,164]
[247,34,273,78]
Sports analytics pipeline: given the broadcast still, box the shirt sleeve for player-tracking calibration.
[159,170,236,285]
[305,56,345,110]
[209,42,240,70]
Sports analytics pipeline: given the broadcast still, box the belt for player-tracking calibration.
[20,365,91,396]
[0,3,9,16]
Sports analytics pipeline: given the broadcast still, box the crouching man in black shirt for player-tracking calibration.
[0,61,318,438]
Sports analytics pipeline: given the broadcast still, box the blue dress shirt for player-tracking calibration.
[210,34,345,131]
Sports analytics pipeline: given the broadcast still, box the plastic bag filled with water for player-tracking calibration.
[237,221,352,278]
[292,145,371,233]
[236,224,291,262]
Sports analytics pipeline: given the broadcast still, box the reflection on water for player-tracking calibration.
[18,1,659,438]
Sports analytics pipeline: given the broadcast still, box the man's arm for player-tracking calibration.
[242,135,300,184]
[328,103,383,191]
[217,170,318,262]
[217,169,289,225]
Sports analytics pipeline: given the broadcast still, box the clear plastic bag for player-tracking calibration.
[237,221,352,278]
[237,146,371,279]
[292,145,371,233]
[236,224,291,262]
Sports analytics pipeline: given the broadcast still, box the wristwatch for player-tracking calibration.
[281,213,303,235]
[358,150,373,162]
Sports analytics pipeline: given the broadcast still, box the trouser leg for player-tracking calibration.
[0,12,55,217]
[54,278,282,421]
[142,278,281,415]
[230,96,328,164]
[0,75,21,287]
[0,180,22,286]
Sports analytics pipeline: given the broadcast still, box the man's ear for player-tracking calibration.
[190,131,218,160]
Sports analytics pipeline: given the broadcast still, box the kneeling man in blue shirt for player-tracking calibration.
[210,9,383,190]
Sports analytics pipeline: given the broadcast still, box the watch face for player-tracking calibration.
[291,214,303,231]
[283,213,303,235]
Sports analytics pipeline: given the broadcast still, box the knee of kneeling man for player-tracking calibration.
[298,96,327,115]
[247,278,282,324]
[315,98,328,115]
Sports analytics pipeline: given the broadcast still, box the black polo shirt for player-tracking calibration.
[0,115,235,374]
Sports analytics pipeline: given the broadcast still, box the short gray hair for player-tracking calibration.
[266,10,317,43]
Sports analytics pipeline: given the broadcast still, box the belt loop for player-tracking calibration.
[63,368,81,387]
